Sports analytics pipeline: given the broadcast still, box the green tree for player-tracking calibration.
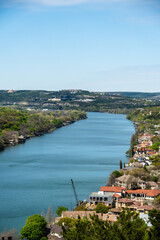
[95,203,109,214]
[56,206,68,217]
[151,141,160,152]
[20,214,47,240]
[149,209,160,240]
[62,209,148,240]
[58,217,77,227]
[113,209,148,240]
[62,215,111,240]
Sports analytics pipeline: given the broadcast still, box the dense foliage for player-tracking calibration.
[95,203,109,214]
[148,209,160,240]
[127,106,160,134]
[56,206,69,217]
[149,155,160,166]
[0,107,86,150]
[20,214,47,240]
[62,209,149,240]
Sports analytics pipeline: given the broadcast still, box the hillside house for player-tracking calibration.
[89,192,114,206]
[138,133,154,142]
[116,198,134,209]
[146,181,159,189]
[115,175,146,190]
[128,202,153,214]
[126,189,160,200]
[99,186,125,196]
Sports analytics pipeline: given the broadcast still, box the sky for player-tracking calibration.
[0,0,160,92]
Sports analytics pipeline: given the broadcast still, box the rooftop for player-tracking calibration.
[126,189,160,197]
[118,198,134,203]
[100,186,125,193]
[116,175,144,183]
[90,192,114,197]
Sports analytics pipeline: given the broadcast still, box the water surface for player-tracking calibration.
[0,112,134,231]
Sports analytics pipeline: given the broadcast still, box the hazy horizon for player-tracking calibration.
[1,89,160,93]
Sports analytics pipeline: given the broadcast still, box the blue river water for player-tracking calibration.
[0,112,135,231]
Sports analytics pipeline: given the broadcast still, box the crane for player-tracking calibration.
[71,179,79,206]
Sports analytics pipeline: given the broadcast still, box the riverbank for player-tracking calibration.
[0,107,87,151]
[106,106,160,190]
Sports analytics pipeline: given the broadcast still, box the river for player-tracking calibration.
[0,112,135,231]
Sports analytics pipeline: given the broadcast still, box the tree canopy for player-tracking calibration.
[62,209,148,240]
[95,203,109,214]
[20,214,47,240]
[56,206,68,217]
[149,209,160,240]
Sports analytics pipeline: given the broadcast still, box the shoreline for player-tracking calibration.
[0,115,87,152]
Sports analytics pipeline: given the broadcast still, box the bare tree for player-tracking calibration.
[41,209,46,219]
[46,205,54,224]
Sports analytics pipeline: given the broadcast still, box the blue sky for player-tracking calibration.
[0,0,160,92]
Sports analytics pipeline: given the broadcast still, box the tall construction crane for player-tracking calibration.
[71,179,79,206]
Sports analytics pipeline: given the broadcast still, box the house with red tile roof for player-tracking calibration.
[100,186,125,195]
[126,189,160,200]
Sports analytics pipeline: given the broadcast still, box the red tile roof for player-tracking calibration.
[100,186,125,193]
[126,189,160,197]
[113,193,121,198]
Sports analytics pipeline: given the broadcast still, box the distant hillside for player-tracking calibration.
[111,92,160,99]
[0,90,159,113]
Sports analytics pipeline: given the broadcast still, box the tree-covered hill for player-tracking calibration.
[127,106,160,134]
[0,107,86,150]
[0,90,160,113]
[112,92,160,99]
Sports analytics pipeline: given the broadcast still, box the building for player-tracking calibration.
[128,202,153,214]
[99,186,125,196]
[47,224,64,240]
[116,198,134,209]
[89,192,114,206]
[138,133,154,142]
[126,189,160,200]
[115,175,146,190]
[146,181,159,190]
